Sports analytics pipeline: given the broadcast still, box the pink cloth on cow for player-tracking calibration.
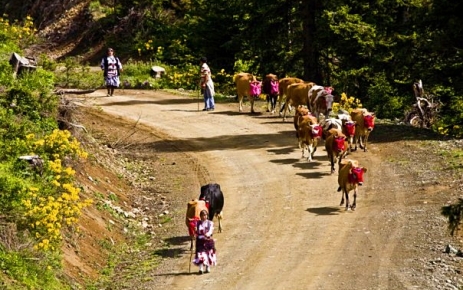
[270,80,279,94]
[250,81,262,96]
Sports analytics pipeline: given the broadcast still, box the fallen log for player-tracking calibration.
[54,88,97,95]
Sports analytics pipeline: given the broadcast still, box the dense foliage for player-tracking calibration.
[0,16,90,289]
[1,0,462,136]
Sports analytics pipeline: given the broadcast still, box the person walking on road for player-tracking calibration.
[101,48,123,97]
[199,57,215,111]
[192,210,217,274]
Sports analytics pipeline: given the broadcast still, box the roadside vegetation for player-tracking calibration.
[0,4,462,287]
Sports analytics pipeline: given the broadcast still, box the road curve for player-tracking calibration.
[80,89,411,290]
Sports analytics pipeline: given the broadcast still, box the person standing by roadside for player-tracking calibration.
[101,48,123,97]
[199,57,215,111]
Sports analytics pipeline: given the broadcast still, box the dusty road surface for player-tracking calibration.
[78,89,461,290]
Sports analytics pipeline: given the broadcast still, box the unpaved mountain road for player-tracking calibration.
[77,89,461,290]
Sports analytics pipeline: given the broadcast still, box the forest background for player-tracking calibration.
[1,0,463,136]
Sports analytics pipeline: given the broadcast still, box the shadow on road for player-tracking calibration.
[306,206,342,216]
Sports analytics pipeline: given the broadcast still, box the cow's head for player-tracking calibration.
[310,124,323,139]
[296,105,310,116]
[325,94,334,113]
[333,135,346,152]
[348,167,367,185]
[363,114,375,131]
[344,121,356,137]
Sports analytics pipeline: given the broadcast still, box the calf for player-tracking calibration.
[186,199,208,250]
[298,119,323,162]
[324,128,348,174]
[199,183,224,233]
[293,106,317,140]
[337,159,368,210]
[350,108,376,152]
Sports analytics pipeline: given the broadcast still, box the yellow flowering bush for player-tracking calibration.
[0,15,37,48]
[19,129,92,251]
[29,129,88,159]
[332,92,363,113]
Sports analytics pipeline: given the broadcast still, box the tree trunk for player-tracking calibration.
[302,0,321,84]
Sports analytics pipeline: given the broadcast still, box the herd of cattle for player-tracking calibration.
[185,73,376,244]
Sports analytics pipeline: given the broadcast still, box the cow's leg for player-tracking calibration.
[330,155,335,174]
[345,191,350,210]
[307,144,313,162]
[279,98,286,116]
[250,98,256,114]
[351,190,357,210]
[339,189,345,206]
[239,96,244,112]
[359,134,365,150]
[363,133,370,152]
[190,236,194,251]
[282,101,289,121]
[352,135,358,151]
[348,136,354,153]
[312,139,318,157]
[301,144,307,159]
[337,151,344,169]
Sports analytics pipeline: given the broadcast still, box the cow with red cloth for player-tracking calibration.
[337,159,368,210]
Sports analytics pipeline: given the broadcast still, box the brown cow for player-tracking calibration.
[186,199,208,250]
[324,128,348,174]
[337,159,368,210]
[233,72,256,113]
[297,117,323,162]
[293,105,317,140]
[278,77,304,114]
[281,82,316,121]
[350,108,376,152]
[308,85,335,119]
[262,74,279,114]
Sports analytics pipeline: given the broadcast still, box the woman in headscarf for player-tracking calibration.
[192,209,217,274]
[199,57,215,111]
[101,48,123,97]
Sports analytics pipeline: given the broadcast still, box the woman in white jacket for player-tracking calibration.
[199,57,215,111]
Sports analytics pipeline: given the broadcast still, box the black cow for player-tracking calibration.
[199,183,224,233]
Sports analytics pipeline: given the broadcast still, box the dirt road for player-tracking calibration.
[80,89,461,290]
